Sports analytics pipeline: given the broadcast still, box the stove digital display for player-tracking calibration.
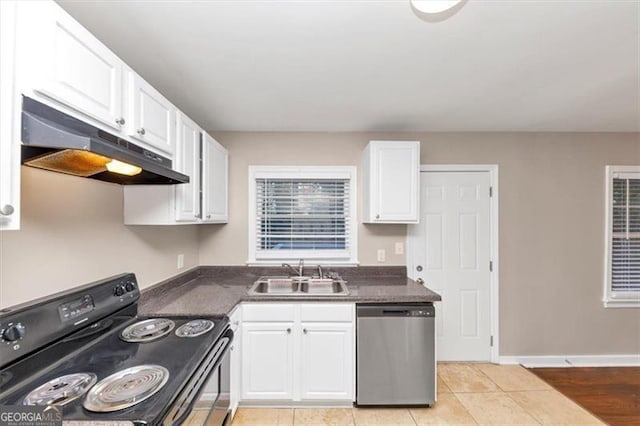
[58,295,95,322]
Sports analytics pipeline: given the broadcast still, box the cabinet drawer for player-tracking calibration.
[242,303,295,322]
[300,303,353,322]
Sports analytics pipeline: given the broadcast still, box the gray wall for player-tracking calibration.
[0,167,200,308]
[199,131,640,356]
[1,132,638,357]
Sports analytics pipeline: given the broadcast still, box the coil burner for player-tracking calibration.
[120,318,175,343]
[83,365,169,412]
[23,373,97,406]
[175,319,215,338]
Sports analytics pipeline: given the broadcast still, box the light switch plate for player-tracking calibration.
[395,242,404,255]
[177,254,184,269]
[377,249,386,262]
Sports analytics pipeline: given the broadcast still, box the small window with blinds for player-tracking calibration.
[248,166,357,264]
[604,166,640,308]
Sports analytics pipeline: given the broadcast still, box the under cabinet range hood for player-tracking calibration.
[20,97,189,185]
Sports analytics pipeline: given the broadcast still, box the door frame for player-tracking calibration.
[407,164,500,363]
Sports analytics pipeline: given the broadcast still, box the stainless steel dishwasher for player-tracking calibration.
[356,304,435,406]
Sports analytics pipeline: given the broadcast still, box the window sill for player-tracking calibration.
[603,298,640,308]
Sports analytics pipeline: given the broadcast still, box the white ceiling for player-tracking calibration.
[57,0,640,132]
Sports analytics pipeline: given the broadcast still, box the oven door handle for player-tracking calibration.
[163,328,234,426]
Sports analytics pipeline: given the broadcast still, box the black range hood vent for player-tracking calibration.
[20,97,189,185]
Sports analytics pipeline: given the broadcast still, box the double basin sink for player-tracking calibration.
[248,276,349,296]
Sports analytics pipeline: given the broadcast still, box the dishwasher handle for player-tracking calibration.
[357,304,435,317]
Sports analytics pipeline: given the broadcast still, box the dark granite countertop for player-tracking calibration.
[139,266,441,317]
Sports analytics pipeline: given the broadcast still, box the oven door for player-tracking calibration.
[163,328,233,426]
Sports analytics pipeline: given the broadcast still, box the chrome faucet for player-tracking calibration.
[317,264,323,279]
[282,259,304,277]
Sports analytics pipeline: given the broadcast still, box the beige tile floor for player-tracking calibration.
[212,363,604,425]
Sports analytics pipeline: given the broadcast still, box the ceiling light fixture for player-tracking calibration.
[411,0,463,14]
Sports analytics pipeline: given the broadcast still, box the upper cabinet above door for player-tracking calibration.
[362,141,420,223]
[22,1,124,131]
[126,70,176,156]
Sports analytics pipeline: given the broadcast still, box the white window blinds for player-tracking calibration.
[249,167,357,263]
[605,166,640,307]
[611,177,640,292]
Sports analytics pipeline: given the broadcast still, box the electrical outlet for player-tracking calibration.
[395,242,404,255]
[177,254,184,269]
[377,249,386,262]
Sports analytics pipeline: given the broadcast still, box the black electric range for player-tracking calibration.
[0,273,233,425]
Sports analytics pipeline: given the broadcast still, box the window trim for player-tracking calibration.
[247,165,358,266]
[604,165,640,308]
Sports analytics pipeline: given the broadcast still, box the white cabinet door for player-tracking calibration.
[241,323,294,400]
[300,323,354,400]
[27,1,123,130]
[363,141,420,223]
[202,133,228,223]
[175,112,201,222]
[0,0,20,230]
[126,71,175,155]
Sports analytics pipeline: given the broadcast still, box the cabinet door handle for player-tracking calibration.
[286,328,291,334]
[233,320,239,326]
[115,117,125,125]
[375,214,380,219]
[0,204,14,216]
[416,278,424,285]
[137,127,146,135]
[303,328,308,334]
[206,214,212,219]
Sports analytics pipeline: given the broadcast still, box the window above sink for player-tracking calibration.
[247,166,358,266]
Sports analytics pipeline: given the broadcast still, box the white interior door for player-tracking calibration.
[408,171,492,361]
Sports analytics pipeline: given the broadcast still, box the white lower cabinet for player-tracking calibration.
[241,322,295,400]
[239,303,354,403]
[300,323,354,400]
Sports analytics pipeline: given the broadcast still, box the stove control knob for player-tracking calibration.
[125,282,135,292]
[114,285,126,297]
[2,323,25,342]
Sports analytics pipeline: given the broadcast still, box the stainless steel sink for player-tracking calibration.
[248,276,349,296]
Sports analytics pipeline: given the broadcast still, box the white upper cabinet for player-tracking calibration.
[175,112,202,222]
[126,70,175,156]
[362,141,420,223]
[123,129,229,225]
[202,133,229,223]
[22,1,124,131]
[0,0,20,231]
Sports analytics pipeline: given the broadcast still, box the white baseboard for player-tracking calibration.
[499,354,640,367]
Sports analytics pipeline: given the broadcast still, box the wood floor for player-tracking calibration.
[530,366,640,426]
[209,363,604,425]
